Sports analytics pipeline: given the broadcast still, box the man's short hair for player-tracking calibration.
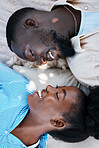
[6,7,34,50]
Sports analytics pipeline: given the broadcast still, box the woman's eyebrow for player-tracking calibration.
[62,89,66,100]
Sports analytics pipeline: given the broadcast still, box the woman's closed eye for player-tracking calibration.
[56,89,66,101]
[56,92,59,101]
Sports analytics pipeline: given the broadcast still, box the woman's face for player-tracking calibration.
[27,85,79,124]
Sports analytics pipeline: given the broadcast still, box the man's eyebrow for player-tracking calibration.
[62,89,66,100]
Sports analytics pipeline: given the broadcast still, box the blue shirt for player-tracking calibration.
[0,62,48,148]
[78,11,99,35]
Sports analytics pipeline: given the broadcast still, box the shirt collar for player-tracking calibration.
[70,36,85,53]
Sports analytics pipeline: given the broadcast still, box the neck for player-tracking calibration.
[53,5,81,38]
[65,5,81,37]
[11,111,49,146]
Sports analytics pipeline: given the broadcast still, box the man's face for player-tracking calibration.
[12,29,63,64]
[11,9,67,64]
[27,85,79,124]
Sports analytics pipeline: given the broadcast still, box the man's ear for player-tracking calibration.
[24,19,39,28]
[50,119,66,128]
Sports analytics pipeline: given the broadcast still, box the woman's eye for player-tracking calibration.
[48,51,55,59]
[56,92,59,100]
[56,85,59,88]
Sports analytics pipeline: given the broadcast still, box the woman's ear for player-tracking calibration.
[24,19,39,28]
[50,119,66,128]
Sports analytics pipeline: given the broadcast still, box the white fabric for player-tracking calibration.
[67,28,99,87]
[47,136,99,148]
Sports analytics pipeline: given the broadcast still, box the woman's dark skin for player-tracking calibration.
[10,85,80,146]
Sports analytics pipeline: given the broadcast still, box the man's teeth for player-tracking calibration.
[38,90,42,100]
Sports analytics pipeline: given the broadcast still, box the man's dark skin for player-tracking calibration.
[11,5,81,64]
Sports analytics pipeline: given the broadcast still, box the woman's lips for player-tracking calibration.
[36,90,42,100]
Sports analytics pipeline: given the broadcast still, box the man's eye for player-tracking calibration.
[29,49,34,56]
[48,51,55,59]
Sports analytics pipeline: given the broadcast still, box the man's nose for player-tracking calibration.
[35,56,47,65]
[40,56,47,64]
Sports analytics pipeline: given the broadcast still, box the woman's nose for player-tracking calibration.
[40,56,47,64]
